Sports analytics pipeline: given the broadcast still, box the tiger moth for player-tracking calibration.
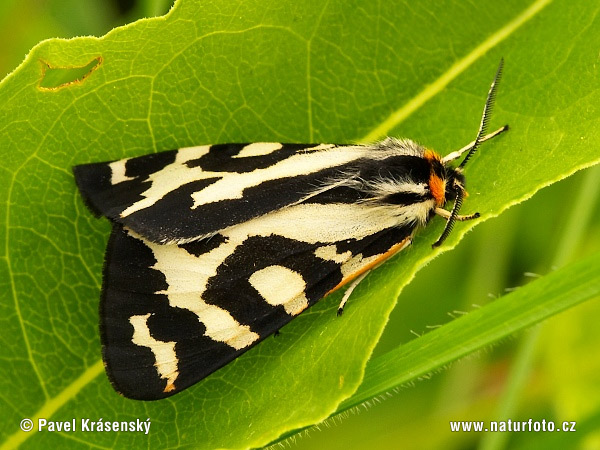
[74,60,507,400]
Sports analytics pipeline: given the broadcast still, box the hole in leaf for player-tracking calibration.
[39,57,102,90]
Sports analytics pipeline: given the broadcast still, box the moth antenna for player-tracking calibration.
[458,58,504,170]
[432,186,464,248]
[434,60,504,248]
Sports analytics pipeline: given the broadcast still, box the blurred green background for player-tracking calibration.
[1,1,598,449]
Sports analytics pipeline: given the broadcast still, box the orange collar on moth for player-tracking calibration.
[423,149,441,163]
[428,173,446,206]
[423,149,446,206]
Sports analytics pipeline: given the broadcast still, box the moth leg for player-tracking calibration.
[333,236,412,316]
[337,271,370,316]
[434,207,480,221]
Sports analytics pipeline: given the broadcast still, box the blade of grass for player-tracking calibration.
[336,249,600,413]
[478,162,600,450]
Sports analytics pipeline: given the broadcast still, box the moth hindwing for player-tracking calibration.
[74,61,507,400]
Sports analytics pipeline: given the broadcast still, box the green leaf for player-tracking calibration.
[0,0,599,449]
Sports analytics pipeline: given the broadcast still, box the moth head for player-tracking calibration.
[443,167,466,203]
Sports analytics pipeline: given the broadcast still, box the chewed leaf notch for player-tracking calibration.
[39,56,102,90]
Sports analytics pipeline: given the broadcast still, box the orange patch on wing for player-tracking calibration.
[326,237,412,296]
[163,382,176,393]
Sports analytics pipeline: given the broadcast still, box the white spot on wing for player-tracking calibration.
[108,159,134,185]
[315,245,352,264]
[249,265,309,316]
[120,145,215,218]
[176,145,212,162]
[233,142,282,158]
[129,313,178,391]
[225,203,411,243]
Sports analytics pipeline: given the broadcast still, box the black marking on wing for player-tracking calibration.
[334,225,414,259]
[308,185,368,204]
[73,151,177,218]
[382,192,428,205]
[358,155,431,182]
[186,143,326,172]
[125,150,178,178]
[179,234,228,256]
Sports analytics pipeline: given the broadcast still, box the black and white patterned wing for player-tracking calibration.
[102,202,415,400]
[74,142,377,244]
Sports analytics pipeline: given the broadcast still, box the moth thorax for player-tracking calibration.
[423,149,447,207]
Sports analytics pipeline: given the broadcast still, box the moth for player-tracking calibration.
[74,60,507,400]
